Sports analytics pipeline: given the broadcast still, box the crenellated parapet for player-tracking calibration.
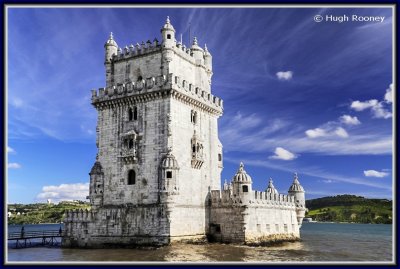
[90,73,223,115]
[111,39,162,63]
[210,190,297,209]
[64,209,94,223]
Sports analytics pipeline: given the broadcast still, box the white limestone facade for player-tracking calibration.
[62,17,306,248]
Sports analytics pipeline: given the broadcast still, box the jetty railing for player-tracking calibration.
[8,230,63,249]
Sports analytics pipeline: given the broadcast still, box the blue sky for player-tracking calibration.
[7,7,393,204]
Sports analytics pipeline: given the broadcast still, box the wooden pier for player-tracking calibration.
[8,230,63,248]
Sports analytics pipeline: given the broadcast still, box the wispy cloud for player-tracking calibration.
[269,147,297,160]
[364,170,389,178]
[276,71,293,81]
[221,112,391,155]
[7,146,15,153]
[36,183,89,203]
[8,163,21,169]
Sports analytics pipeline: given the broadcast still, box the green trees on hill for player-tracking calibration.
[7,201,90,225]
[305,195,392,224]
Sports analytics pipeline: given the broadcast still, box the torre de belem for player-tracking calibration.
[62,17,306,248]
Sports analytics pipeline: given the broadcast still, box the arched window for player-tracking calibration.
[128,170,136,185]
[137,76,143,82]
[218,153,222,162]
[193,111,197,124]
[128,139,134,149]
[191,110,197,124]
[167,34,171,40]
[166,171,172,179]
[133,106,138,120]
[242,185,248,192]
[192,145,196,153]
[128,108,133,121]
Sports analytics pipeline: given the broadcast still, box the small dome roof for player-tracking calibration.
[105,32,118,47]
[161,16,175,32]
[90,161,103,175]
[288,173,304,192]
[266,178,278,195]
[232,162,252,183]
[161,149,179,169]
[191,37,203,51]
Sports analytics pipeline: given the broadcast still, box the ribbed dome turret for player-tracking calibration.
[191,37,203,51]
[232,162,252,183]
[161,149,179,170]
[266,178,278,195]
[90,161,103,175]
[288,173,304,192]
[161,16,175,32]
[104,32,118,48]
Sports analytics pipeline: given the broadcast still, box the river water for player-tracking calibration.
[7,222,393,263]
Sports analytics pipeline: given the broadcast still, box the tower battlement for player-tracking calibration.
[211,189,297,207]
[91,73,223,114]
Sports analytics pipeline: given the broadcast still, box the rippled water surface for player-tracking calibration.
[7,223,393,262]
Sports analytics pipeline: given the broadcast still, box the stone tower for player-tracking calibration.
[63,17,306,248]
[64,17,224,246]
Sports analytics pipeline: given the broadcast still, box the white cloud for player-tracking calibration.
[276,71,293,81]
[8,163,21,169]
[384,83,393,103]
[350,84,393,119]
[334,127,349,138]
[350,99,378,111]
[340,115,361,125]
[305,128,327,138]
[36,183,89,203]
[269,147,297,160]
[371,103,392,119]
[364,170,389,178]
[306,126,348,139]
[7,146,15,153]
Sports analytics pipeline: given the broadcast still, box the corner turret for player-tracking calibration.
[266,178,278,196]
[204,44,212,71]
[288,172,306,227]
[161,16,176,48]
[159,148,180,199]
[191,37,204,64]
[88,159,104,208]
[231,162,252,201]
[104,32,118,63]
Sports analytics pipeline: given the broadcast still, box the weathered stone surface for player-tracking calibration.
[63,17,306,248]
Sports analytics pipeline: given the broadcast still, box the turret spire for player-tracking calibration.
[266,177,278,195]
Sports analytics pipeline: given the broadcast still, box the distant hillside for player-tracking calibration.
[7,201,91,225]
[305,195,392,224]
